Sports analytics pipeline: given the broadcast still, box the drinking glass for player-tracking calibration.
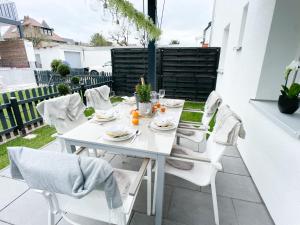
[159,89,165,99]
[151,91,158,104]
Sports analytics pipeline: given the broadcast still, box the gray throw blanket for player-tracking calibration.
[8,147,122,209]
[84,85,112,110]
[204,91,222,116]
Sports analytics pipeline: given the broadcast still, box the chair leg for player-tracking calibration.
[176,136,180,145]
[48,209,55,225]
[152,163,158,215]
[211,179,220,225]
[147,159,152,216]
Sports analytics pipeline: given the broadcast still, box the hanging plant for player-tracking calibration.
[93,0,161,40]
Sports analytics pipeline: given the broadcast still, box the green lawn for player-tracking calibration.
[0,125,56,170]
[0,100,212,170]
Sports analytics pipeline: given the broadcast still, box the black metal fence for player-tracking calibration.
[111,47,220,101]
[0,78,113,142]
[34,70,110,86]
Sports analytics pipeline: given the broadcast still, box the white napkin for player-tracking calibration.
[105,125,130,138]
[94,110,114,120]
[123,96,136,104]
[153,117,174,127]
[165,100,182,107]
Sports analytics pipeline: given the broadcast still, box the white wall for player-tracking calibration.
[211,0,300,225]
[34,45,112,70]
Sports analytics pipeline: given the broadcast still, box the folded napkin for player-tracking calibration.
[204,91,222,116]
[167,146,194,170]
[153,117,174,127]
[123,96,136,104]
[105,125,130,138]
[95,110,114,120]
[165,100,182,107]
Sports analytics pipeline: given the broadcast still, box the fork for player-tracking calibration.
[130,130,141,143]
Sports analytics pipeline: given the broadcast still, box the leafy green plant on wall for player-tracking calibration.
[97,0,161,40]
[136,83,151,103]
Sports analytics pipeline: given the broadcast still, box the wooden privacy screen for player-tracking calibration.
[111,47,220,101]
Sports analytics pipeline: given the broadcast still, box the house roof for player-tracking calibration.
[41,20,51,29]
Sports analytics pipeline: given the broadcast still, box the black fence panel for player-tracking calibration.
[111,47,220,101]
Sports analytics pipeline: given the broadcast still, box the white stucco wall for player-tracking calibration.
[211,0,300,225]
[34,45,112,70]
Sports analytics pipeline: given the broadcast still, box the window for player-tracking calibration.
[218,24,230,73]
[235,2,249,51]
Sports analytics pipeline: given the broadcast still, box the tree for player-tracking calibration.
[24,25,47,47]
[108,20,130,46]
[90,33,112,46]
[169,40,180,45]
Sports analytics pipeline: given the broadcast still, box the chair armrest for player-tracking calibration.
[129,158,150,196]
[183,109,204,113]
[168,153,211,163]
[178,123,208,131]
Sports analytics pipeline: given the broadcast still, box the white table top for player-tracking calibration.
[61,99,185,156]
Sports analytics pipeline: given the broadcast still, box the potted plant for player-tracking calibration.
[57,83,71,96]
[278,60,300,114]
[136,78,151,116]
[71,76,80,86]
[57,63,71,77]
[51,59,62,73]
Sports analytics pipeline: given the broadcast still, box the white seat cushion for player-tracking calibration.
[56,169,138,224]
[177,129,205,143]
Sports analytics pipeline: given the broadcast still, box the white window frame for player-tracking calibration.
[218,23,230,74]
[234,2,249,51]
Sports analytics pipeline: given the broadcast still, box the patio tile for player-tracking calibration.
[165,174,201,191]
[233,199,274,225]
[130,212,187,225]
[0,189,61,225]
[202,172,261,203]
[0,168,11,179]
[0,220,11,225]
[167,187,238,225]
[221,156,250,176]
[223,146,240,158]
[56,214,107,225]
[133,182,173,217]
[0,177,28,211]
[41,140,61,152]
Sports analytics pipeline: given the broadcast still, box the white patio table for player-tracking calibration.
[60,99,185,225]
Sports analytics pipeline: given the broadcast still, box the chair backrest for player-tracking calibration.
[85,85,112,110]
[36,93,87,134]
[201,91,222,127]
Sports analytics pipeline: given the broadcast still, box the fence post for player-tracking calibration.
[34,70,39,86]
[10,97,26,136]
[80,84,87,105]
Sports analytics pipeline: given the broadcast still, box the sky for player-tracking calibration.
[11,0,213,46]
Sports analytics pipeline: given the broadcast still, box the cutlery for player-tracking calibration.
[130,130,141,143]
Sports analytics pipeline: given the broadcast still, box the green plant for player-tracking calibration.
[84,107,95,117]
[51,59,62,73]
[71,76,80,85]
[104,0,161,40]
[281,60,300,99]
[57,83,70,96]
[57,64,70,77]
[136,83,151,103]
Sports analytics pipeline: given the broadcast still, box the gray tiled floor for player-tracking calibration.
[0,140,274,225]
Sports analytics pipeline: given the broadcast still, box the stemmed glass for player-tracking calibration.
[151,91,158,104]
[158,89,165,103]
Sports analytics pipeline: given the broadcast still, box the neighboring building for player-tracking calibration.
[210,1,300,225]
[34,45,112,71]
[4,16,67,47]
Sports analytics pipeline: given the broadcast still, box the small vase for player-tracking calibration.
[139,102,152,116]
[278,95,299,114]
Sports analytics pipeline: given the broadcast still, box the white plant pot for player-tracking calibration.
[139,102,152,116]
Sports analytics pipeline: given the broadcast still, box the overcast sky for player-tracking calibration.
[12,0,213,46]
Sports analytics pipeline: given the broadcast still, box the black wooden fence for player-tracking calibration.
[111,47,220,101]
[0,78,112,142]
[34,70,111,86]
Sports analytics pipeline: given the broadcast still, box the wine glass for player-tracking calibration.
[151,91,158,104]
[158,89,165,101]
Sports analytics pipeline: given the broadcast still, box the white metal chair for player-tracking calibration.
[84,85,113,110]
[37,158,152,225]
[176,91,222,151]
[153,111,244,225]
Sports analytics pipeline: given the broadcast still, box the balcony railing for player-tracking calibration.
[0,0,18,21]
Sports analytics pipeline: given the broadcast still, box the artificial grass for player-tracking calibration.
[0,125,56,170]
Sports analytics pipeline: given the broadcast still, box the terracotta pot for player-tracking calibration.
[278,95,299,114]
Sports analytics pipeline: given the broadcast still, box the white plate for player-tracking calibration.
[150,121,176,131]
[93,115,116,122]
[103,130,135,142]
[164,101,183,108]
